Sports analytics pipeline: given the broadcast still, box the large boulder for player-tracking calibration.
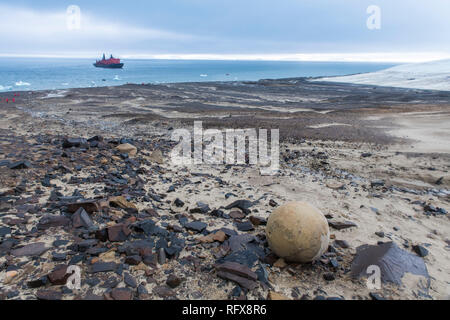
[266,201,329,263]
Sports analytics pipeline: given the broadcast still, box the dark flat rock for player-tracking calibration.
[371,179,385,187]
[323,272,335,281]
[236,220,255,231]
[48,265,69,285]
[0,160,11,167]
[133,220,168,237]
[101,277,120,289]
[110,287,133,300]
[217,271,258,290]
[86,247,108,256]
[107,224,131,242]
[0,240,19,255]
[37,215,70,230]
[36,289,62,300]
[166,274,183,288]
[89,262,117,273]
[11,242,49,257]
[75,239,98,252]
[229,210,246,219]
[118,239,155,256]
[153,285,176,298]
[143,253,157,266]
[370,292,386,300]
[66,200,100,214]
[351,241,429,285]
[328,220,357,230]
[249,216,267,226]
[225,200,253,214]
[269,199,278,207]
[412,245,429,257]
[185,221,207,233]
[189,202,211,214]
[52,252,68,261]
[217,234,265,268]
[8,160,31,169]
[174,198,184,207]
[84,292,104,300]
[215,261,258,281]
[124,272,138,288]
[334,239,350,249]
[27,276,48,289]
[72,207,94,229]
[125,255,142,265]
[62,138,88,149]
[0,227,11,237]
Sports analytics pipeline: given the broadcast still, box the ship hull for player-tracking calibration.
[93,63,124,69]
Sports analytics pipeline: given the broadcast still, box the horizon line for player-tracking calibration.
[0,52,449,64]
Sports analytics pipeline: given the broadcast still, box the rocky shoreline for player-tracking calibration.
[0,79,449,300]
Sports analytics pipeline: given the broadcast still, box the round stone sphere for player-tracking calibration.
[266,202,330,263]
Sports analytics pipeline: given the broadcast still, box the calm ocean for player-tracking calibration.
[0,58,396,92]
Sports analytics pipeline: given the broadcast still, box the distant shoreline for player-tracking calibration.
[2,74,450,96]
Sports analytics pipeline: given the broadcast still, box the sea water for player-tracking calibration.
[0,57,396,92]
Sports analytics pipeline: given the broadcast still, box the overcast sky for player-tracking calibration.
[1,0,449,62]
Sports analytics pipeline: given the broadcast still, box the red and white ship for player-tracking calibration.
[93,54,124,69]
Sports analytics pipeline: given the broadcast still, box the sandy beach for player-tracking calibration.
[0,78,449,300]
